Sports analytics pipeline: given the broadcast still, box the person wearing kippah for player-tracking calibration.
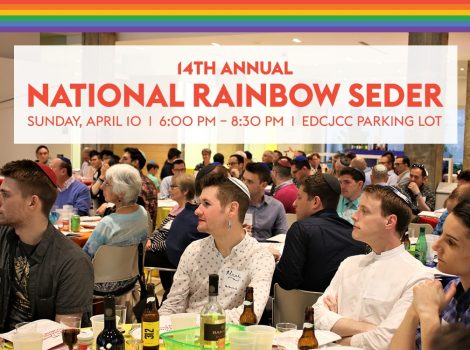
[0,160,93,331]
[313,185,433,349]
[159,173,275,324]
[50,156,92,216]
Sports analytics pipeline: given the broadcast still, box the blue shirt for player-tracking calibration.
[54,178,91,216]
[433,209,448,235]
[336,195,360,225]
[416,279,470,349]
[246,195,288,240]
[83,205,148,258]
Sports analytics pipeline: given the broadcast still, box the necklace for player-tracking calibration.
[115,203,137,213]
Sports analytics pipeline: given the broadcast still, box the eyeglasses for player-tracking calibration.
[411,163,428,176]
[227,162,239,166]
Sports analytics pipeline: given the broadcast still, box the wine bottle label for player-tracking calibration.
[303,322,314,329]
[243,300,253,306]
[146,296,156,303]
[203,322,225,341]
[142,321,160,347]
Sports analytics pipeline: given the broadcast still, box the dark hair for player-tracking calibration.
[363,185,412,237]
[296,150,306,157]
[35,145,49,154]
[292,156,311,171]
[457,170,470,183]
[229,154,244,165]
[108,154,120,166]
[100,149,114,158]
[245,162,271,184]
[381,151,395,165]
[167,147,181,160]
[396,155,410,167]
[172,159,186,168]
[244,151,253,160]
[308,152,321,160]
[345,152,357,160]
[200,172,249,223]
[411,163,428,177]
[339,167,365,183]
[273,157,292,178]
[300,174,341,210]
[58,156,72,177]
[146,163,159,172]
[195,164,229,196]
[213,153,224,164]
[89,150,101,159]
[430,323,470,350]
[124,147,146,170]
[451,200,470,238]
[1,160,58,217]
[273,150,283,158]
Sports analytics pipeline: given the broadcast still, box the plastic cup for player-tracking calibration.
[115,304,127,327]
[60,315,81,329]
[126,338,143,350]
[90,314,120,338]
[229,331,256,350]
[13,331,43,350]
[245,325,276,350]
[276,322,297,332]
[170,313,198,330]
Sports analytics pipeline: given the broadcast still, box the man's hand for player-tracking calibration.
[95,203,108,216]
[323,294,338,313]
[408,182,420,196]
[412,280,456,317]
[145,239,152,251]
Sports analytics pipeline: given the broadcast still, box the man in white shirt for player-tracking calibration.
[314,185,433,349]
[379,151,398,186]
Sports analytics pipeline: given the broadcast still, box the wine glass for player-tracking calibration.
[60,316,81,350]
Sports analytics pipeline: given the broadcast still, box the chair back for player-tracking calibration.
[286,213,297,229]
[408,223,434,238]
[273,283,323,328]
[92,244,140,284]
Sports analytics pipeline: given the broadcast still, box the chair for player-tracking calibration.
[408,223,434,238]
[286,213,297,229]
[272,283,323,328]
[92,244,140,284]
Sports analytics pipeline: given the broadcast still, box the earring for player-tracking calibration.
[227,220,232,231]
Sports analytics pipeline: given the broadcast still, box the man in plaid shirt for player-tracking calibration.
[391,200,470,350]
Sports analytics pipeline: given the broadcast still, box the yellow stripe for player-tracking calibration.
[1,9,470,16]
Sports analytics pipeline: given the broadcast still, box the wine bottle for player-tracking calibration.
[200,274,225,349]
[142,283,159,350]
[239,286,257,326]
[298,306,319,349]
[96,295,125,350]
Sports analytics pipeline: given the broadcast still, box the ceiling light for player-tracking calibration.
[460,67,465,71]
[211,42,220,46]
[292,38,302,43]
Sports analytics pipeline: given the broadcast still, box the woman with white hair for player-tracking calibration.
[83,164,149,297]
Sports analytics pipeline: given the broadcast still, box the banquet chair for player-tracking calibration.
[272,283,323,328]
[92,244,140,284]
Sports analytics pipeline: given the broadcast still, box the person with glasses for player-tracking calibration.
[227,154,245,179]
[394,156,411,188]
[145,173,195,301]
[49,156,91,216]
[272,157,297,213]
[159,159,186,199]
[291,155,311,185]
[401,164,436,213]
[379,151,399,186]
[313,185,433,349]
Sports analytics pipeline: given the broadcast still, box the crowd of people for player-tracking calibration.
[0,145,469,349]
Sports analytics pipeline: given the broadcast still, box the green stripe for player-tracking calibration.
[1,15,470,22]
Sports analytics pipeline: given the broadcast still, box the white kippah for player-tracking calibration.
[228,176,251,200]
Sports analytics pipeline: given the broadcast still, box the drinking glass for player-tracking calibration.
[276,322,297,333]
[60,316,81,350]
[115,304,127,330]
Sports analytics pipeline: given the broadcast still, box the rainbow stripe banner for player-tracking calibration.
[1,0,470,32]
